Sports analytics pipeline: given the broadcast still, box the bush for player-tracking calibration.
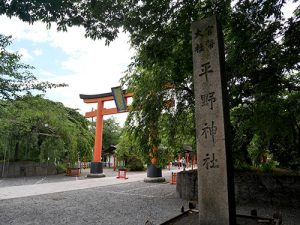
[56,163,67,174]
[289,157,300,171]
[126,156,145,171]
[259,160,279,172]
[234,160,252,172]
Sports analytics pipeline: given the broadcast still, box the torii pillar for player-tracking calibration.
[80,91,133,177]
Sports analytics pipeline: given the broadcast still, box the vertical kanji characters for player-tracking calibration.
[202,153,219,169]
[201,121,217,143]
[201,92,216,110]
[199,62,213,81]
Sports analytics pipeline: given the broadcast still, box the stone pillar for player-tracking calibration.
[192,15,236,224]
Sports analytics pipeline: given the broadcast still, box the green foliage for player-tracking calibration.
[116,129,148,170]
[102,117,122,150]
[0,95,94,164]
[126,156,145,171]
[247,134,265,166]
[1,1,299,170]
[0,0,122,44]
[116,130,146,164]
[259,160,280,172]
[159,113,196,158]
[156,146,175,168]
[56,163,67,174]
[122,1,300,170]
[231,85,300,169]
[227,1,300,170]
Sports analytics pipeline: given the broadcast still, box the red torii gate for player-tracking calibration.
[80,90,133,176]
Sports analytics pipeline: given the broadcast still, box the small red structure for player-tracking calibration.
[185,152,189,168]
[170,172,177,184]
[117,168,128,179]
[66,168,80,177]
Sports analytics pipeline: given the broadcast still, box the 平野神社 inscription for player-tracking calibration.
[192,15,236,225]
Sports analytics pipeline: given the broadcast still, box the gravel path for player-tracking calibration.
[0,181,188,225]
[0,167,189,225]
[0,168,148,188]
[0,168,299,225]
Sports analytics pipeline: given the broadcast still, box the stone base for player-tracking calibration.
[90,162,103,174]
[144,177,166,183]
[147,164,162,177]
[87,173,106,178]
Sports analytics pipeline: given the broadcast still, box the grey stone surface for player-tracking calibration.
[0,162,57,177]
[147,164,163,177]
[0,168,299,225]
[176,170,300,208]
[144,177,166,183]
[0,167,183,196]
[176,170,198,201]
[235,204,300,225]
[162,209,299,225]
[0,168,152,188]
[87,173,106,178]
[235,172,300,207]
[0,169,188,225]
[192,15,235,224]
[35,166,48,176]
[90,162,104,174]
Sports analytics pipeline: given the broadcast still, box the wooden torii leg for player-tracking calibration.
[94,100,104,162]
[90,100,104,175]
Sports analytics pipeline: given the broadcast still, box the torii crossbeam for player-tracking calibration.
[80,89,133,176]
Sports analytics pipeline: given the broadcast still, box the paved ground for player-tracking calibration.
[1,167,299,225]
[0,182,188,225]
[0,168,149,188]
[0,167,189,225]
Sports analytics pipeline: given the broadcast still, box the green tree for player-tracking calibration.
[116,129,145,171]
[0,95,94,164]
[123,1,300,169]
[102,117,122,150]
[227,1,300,169]
[1,0,299,169]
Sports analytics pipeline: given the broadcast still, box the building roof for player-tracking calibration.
[103,145,117,155]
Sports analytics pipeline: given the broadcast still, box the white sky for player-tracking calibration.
[0,15,134,125]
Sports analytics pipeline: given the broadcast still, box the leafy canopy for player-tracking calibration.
[2,0,299,169]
